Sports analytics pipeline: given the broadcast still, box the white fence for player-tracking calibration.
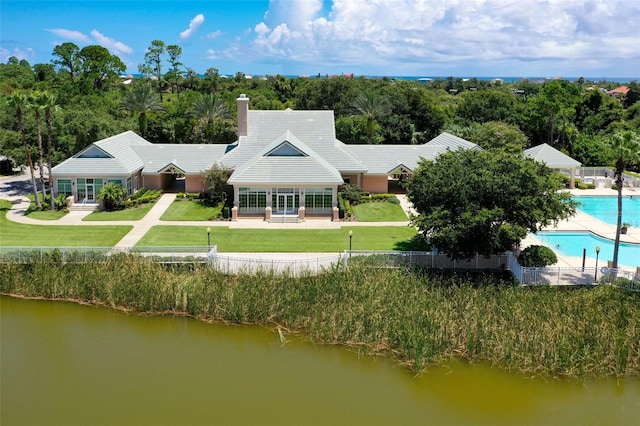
[1,247,638,289]
[577,167,640,188]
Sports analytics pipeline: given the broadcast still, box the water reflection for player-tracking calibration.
[2,296,638,425]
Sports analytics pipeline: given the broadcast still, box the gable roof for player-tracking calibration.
[343,144,456,174]
[51,131,151,175]
[524,143,581,168]
[228,131,344,185]
[425,132,479,150]
[133,144,229,174]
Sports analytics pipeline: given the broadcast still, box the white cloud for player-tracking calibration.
[0,47,35,62]
[46,28,90,43]
[225,0,639,75]
[180,14,205,41]
[205,30,222,39]
[90,30,133,55]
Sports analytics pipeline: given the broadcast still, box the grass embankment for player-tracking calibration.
[138,225,424,251]
[2,257,638,378]
[0,200,132,246]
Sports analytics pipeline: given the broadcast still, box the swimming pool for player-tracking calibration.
[574,196,640,227]
[536,231,639,268]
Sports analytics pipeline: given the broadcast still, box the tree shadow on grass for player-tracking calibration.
[393,235,431,251]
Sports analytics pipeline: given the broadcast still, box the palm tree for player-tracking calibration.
[30,91,48,206]
[119,83,164,136]
[351,89,391,144]
[608,130,640,270]
[7,92,41,208]
[42,92,62,210]
[190,94,230,141]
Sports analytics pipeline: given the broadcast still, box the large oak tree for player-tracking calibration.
[407,149,576,259]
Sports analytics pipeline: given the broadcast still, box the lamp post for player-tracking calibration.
[349,230,353,257]
[594,245,600,282]
[207,227,211,251]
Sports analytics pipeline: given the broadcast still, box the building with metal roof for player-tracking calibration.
[51,95,478,221]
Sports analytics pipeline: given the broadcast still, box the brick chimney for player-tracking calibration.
[237,94,249,137]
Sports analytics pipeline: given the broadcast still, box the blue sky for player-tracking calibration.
[1,0,639,78]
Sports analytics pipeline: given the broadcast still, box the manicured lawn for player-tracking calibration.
[83,203,154,221]
[136,225,425,252]
[353,202,408,222]
[160,200,222,221]
[23,194,68,220]
[0,200,132,246]
[26,209,68,220]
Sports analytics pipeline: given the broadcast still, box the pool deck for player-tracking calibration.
[523,188,640,271]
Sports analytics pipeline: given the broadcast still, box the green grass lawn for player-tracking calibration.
[136,225,425,252]
[23,194,68,220]
[0,200,132,246]
[160,200,222,221]
[353,201,408,222]
[83,203,154,221]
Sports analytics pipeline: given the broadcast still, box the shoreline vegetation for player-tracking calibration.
[2,256,638,379]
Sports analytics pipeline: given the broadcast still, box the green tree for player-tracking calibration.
[467,121,529,154]
[42,92,61,210]
[166,44,183,96]
[77,45,126,90]
[202,162,229,204]
[351,89,391,144]
[119,83,165,136]
[97,181,128,211]
[139,40,166,100]
[6,91,41,208]
[189,94,230,142]
[51,42,81,81]
[607,131,640,269]
[30,91,48,206]
[407,149,576,259]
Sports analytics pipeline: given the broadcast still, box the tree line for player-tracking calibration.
[1,39,639,178]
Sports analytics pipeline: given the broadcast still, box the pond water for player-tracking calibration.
[2,296,639,426]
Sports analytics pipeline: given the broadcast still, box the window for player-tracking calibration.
[107,179,123,187]
[304,187,333,214]
[238,187,267,214]
[57,179,72,197]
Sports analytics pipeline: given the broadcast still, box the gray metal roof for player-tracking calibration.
[524,143,581,168]
[52,131,150,175]
[426,132,479,150]
[343,144,454,174]
[228,131,344,185]
[223,110,367,172]
[133,144,229,174]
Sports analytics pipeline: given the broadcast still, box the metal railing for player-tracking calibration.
[1,246,638,289]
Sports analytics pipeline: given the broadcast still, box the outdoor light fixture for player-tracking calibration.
[207,227,211,251]
[349,230,353,256]
[594,245,601,281]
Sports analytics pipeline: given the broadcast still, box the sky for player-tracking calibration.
[1,0,639,79]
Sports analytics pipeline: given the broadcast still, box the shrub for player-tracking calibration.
[518,245,558,267]
[98,182,128,211]
[341,184,365,205]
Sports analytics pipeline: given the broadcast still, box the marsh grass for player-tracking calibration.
[2,257,638,378]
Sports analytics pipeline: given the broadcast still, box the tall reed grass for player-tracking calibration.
[2,256,638,378]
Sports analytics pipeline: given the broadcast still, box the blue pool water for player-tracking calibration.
[574,196,640,227]
[536,231,639,268]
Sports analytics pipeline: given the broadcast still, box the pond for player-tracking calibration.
[2,296,639,426]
